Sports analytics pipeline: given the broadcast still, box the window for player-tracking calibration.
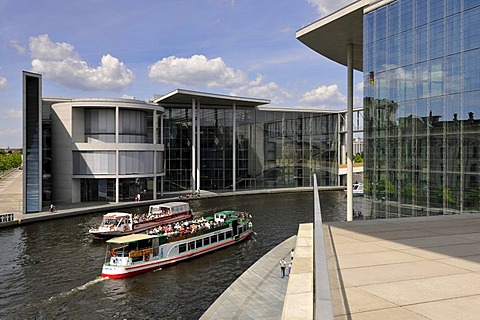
[210,235,217,243]
[196,239,203,248]
[218,233,225,241]
[179,243,186,253]
[226,231,232,238]
[204,237,210,246]
[73,151,116,175]
[188,242,195,251]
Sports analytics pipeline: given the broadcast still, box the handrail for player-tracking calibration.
[313,174,334,319]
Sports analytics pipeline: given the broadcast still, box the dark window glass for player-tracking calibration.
[179,244,186,253]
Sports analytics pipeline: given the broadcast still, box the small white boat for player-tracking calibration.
[353,183,364,196]
[345,183,364,196]
[101,210,253,279]
[89,202,192,238]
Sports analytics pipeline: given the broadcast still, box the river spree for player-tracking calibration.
[0,191,361,319]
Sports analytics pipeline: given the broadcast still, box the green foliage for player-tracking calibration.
[353,152,364,163]
[434,187,457,205]
[402,183,417,198]
[0,152,22,172]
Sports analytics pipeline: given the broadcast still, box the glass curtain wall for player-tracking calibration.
[364,0,480,218]
[163,107,339,192]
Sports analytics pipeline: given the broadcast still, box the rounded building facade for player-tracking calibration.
[50,98,164,204]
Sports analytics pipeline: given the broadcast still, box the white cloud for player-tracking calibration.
[0,76,7,90]
[10,40,25,55]
[121,94,136,100]
[307,0,355,17]
[230,75,292,104]
[0,128,19,136]
[3,109,21,119]
[148,55,247,89]
[300,84,346,108]
[355,81,363,93]
[29,34,134,91]
[148,55,291,103]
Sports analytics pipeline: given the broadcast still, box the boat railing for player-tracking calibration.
[149,217,248,244]
[128,247,154,258]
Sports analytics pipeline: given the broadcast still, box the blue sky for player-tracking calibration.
[0,0,360,148]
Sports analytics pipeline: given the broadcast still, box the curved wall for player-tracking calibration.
[51,98,164,204]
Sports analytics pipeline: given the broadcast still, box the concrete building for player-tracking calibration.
[297,0,480,217]
[24,72,359,213]
[23,72,165,212]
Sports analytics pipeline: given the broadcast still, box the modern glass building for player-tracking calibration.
[155,90,342,192]
[298,0,480,217]
[23,80,348,213]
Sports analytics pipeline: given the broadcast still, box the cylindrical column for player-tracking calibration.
[115,106,120,203]
[232,103,236,192]
[196,102,201,192]
[347,44,354,221]
[192,99,196,194]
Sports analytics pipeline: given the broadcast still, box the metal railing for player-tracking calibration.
[313,174,334,319]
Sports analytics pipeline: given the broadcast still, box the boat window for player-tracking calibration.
[219,233,225,241]
[204,237,210,246]
[226,231,232,238]
[210,235,217,243]
[196,239,203,248]
[179,243,186,253]
[188,242,195,251]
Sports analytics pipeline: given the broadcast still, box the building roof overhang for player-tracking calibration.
[296,0,369,72]
[153,89,270,108]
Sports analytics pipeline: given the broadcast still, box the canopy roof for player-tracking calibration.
[153,89,270,108]
[296,0,369,72]
[107,233,156,244]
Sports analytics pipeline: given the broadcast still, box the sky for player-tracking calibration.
[0,0,361,148]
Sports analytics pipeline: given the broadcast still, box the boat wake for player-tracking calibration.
[47,277,108,302]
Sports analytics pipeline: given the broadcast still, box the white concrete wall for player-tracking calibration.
[51,105,74,204]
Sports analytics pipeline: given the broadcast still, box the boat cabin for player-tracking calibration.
[100,212,133,231]
[107,233,158,265]
[148,202,190,216]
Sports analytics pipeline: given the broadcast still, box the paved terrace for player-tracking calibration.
[325,214,480,319]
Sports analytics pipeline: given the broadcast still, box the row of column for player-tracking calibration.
[190,99,238,193]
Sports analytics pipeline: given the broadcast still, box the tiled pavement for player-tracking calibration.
[200,236,296,320]
[325,214,480,319]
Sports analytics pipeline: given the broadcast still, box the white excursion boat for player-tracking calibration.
[345,183,364,196]
[101,210,253,279]
[89,202,192,238]
[353,183,364,196]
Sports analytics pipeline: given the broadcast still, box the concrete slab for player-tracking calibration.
[331,286,397,316]
[326,214,480,319]
[336,250,424,269]
[334,307,429,320]
[405,295,480,320]
[360,273,480,306]
[339,260,468,287]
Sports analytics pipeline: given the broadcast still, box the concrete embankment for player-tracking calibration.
[0,168,343,228]
[201,236,297,320]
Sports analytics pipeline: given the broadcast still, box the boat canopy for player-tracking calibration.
[103,212,131,218]
[149,202,189,215]
[106,233,156,244]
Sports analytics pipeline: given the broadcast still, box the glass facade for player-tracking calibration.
[364,0,480,217]
[24,73,41,213]
[163,107,339,192]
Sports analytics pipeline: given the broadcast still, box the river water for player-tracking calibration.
[0,191,361,319]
